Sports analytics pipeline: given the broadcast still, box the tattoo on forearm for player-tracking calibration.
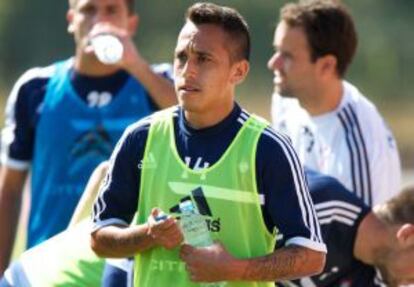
[102,234,140,249]
[243,245,309,281]
[100,226,152,254]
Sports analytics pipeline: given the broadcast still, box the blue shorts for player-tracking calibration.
[102,258,133,287]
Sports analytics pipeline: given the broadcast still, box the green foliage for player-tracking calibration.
[0,1,412,167]
[0,0,71,91]
[0,0,413,101]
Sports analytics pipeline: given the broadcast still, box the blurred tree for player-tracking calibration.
[1,0,412,100]
[0,0,71,88]
[0,1,412,169]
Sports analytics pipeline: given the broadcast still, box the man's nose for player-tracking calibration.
[182,59,197,79]
[267,53,282,71]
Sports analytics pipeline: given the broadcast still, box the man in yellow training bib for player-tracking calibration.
[91,3,327,286]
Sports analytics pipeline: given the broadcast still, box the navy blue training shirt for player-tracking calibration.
[278,170,385,287]
[101,170,386,287]
[93,104,326,252]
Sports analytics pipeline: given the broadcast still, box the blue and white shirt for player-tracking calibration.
[0,58,172,247]
[93,104,327,253]
[272,81,401,206]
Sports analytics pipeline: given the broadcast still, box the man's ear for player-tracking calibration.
[230,59,249,85]
[317,54,337,78]
[67,9,75,34]
[397,224,414,248]
[128,14,139,37]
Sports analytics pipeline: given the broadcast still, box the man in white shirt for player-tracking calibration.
[268,0,401,206]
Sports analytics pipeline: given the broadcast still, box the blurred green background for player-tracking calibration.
[0,0,413,172]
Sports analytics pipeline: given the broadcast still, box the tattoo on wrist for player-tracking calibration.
[100,226,152,252]
[243,245,309,281]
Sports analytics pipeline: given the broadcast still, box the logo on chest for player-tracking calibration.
[169,187,221,233]
[86,91,113,108]
[301,126,315,153]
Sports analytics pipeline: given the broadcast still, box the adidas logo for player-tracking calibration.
[169,187,221,232]
[138,152,157,169]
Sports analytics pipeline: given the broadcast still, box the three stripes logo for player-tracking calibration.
[169,187,221,232]
[315,200,362,227]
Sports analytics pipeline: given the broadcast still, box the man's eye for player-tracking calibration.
[107,6,118,15]
[81,6,95,15]
[198,55,209,63]
[176,53,187,63]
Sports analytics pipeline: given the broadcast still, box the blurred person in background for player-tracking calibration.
[278,174,414,287]
[268,0,401,207]
[0,0,176,275]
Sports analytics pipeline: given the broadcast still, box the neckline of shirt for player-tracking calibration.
[311,81,352,123]
[177,103,242,138]
[69,67,129,98]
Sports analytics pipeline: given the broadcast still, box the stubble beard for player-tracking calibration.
[275,83,295,99]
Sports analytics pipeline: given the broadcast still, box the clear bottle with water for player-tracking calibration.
[90,34,124,65]
[179,200,226,287]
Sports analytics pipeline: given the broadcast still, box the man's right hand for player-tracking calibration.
[147,208,183,250]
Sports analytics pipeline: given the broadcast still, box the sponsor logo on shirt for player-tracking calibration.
[169,187,221,233]
[68,125,112,177]
[70,125,112,159]
[302,125,315,153]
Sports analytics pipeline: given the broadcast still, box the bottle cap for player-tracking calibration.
[90,34,124,65]
[179,200,195,213]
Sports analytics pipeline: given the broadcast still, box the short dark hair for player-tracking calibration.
[69,0,135,15]
[280,0,357,77]
[186,2,250,62]
[376,185,414,225]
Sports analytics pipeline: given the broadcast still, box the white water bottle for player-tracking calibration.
[179,200,225,287]
[90,34,123,65]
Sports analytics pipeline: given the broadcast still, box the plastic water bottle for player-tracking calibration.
[179,200,225,287]
[90,34,123,65]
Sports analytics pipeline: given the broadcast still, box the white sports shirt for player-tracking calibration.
[271,81,401,206]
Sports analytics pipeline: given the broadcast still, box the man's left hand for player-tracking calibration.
[179,241,239,282]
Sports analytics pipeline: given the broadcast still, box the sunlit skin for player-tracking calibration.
[64,0,176,107]
[355,212,414,287]
[379,228,414,286]
[267,21,318,100]
[267,21,342,115]
[66,0,138,75]
[385,251,414,286]
[173,21,249,129]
